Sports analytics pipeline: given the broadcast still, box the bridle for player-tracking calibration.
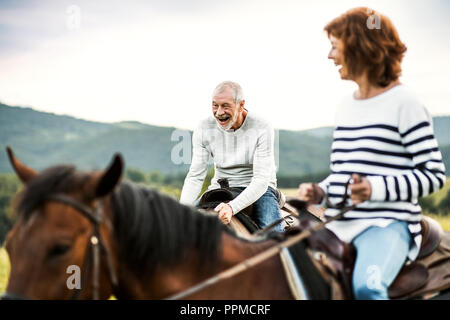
[1,193,119,300]
[3,179,356,300]
[46,194,119,300]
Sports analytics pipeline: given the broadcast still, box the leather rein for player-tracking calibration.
[165,179,356,300]
[46,194,118,300]
[45,180,355,300]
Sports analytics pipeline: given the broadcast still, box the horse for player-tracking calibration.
[2,148,450,300]
[1,148,299,299]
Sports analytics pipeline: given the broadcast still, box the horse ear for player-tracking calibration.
[6,146,38,184]
[94,153,124,198]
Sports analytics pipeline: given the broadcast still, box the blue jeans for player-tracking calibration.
[250,186,284,233]
[352,221,412,300]
[198,186,283,232]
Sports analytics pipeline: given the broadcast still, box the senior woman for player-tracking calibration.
[298,7,446,299]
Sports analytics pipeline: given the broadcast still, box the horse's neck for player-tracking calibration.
[125,232,286,299]
[220,232,275,267]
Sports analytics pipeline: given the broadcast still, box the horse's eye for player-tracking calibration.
[47,244,71,259]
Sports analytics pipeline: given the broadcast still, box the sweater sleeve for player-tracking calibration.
[367,103,446,202]
[228,127,275,214]
[179,127,211,205]
[317,175,332,205]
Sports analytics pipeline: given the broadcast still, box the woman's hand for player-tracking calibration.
[349,174,372,204]
[297,183,325,204]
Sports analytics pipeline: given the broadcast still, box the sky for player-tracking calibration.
[1,0,449,131]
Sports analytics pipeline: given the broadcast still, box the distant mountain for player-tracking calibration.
[1,103,449,176]
[300,126,334,138]
[0,103,190,174]
[433,116,450,146]
[277,130,332,176]
[294,116,450,146]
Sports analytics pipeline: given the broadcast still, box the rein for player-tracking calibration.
[165,179,356,300]
[253,204,299,236]
[46,194,118,300]
[165,203,356,300]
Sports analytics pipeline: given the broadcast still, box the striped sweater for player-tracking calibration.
[319,85,446,261]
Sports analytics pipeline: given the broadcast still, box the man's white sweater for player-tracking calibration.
[180,111,277,214]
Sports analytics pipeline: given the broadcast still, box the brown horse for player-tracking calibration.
[2,148,449,300]
[2,148,302,299]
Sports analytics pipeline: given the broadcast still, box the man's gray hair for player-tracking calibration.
[212,81,245,104]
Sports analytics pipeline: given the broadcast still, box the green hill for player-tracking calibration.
[277,129,332,176]
[0,103,190,174]
[1,103,449,176]
[434,116,450,146]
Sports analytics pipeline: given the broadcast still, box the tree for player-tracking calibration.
[438,189,450,215]
[148,171,163,185]
[0,174,21,244]
[125,168,147,184]
[418,196,436,214]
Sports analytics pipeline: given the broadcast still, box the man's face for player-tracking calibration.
[212,87,243,130]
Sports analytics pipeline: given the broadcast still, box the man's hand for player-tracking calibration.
[214,202,233,225]
[297,183,324,204]
[349,174,371,204]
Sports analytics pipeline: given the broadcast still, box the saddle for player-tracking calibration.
[197,178,260,233]
[293,215,450,299]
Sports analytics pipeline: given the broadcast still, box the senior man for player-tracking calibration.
[180,81,283,232]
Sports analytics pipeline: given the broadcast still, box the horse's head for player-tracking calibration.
[2,147,123,300]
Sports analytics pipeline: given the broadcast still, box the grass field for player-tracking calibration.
[0,247,9,294]
[1,184,449,296]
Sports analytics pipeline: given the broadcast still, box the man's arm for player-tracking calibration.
[180,128,210,205]
[228,127,275,214]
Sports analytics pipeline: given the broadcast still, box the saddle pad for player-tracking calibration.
[280,248,309,300]
[279,241,331,300]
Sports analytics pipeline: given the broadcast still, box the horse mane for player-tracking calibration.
[15,166,227,276]
[111,181,227,275]
[15,165,90,220]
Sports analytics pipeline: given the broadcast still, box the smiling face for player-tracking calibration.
[212,87,245,131]
[324,8,406,88]
[328,35,350,80]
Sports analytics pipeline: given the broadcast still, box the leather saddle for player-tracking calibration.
[197,178,260,233]
[287,208,450,299]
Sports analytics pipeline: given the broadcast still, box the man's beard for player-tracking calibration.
[219,118,234,130]
[216,114,235,130]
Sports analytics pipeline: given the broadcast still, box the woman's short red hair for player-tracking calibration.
[324,7,407,87]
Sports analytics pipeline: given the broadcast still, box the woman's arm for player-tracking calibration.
[367,103,446,202]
